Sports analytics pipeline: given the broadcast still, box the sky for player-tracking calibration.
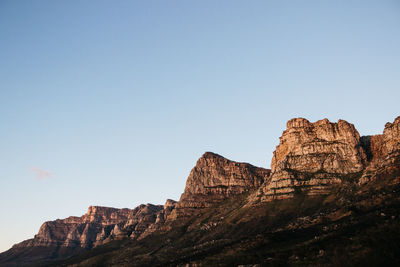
[0,0,399,252]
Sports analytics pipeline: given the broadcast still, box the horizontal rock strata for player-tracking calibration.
[360,116,400,184]
[171,152,270,218]
[255,118,367,201]
[13,203,174,250]
[4,115,400,266]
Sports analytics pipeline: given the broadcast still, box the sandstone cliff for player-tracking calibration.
[271,118,367,174]
[3,116,400,267]
[251,116,400,202]
[12,203,169,252]
[6,152,271,257]
[360,116,400,184]
[171,152,270,217]
[252,118,367,202]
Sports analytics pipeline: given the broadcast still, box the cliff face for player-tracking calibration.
[171,152,270,217]
[12,203,169,253]
[2,116,400,267]
[251,116,400,202]
[253,118,367,201]
[360,116,400,184]
[5,152,270,261]
[13,206,131,249]
[271,118,366,174]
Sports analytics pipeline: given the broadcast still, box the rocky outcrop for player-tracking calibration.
[139,199,177,239]
[125,203,164,240]
[271,118,367,173]
[360,116,400,184]
[171,152,270,217]
[12,204,169,251]
[254,118,368,201]
[13,206,133,249]
[250,116,400,202]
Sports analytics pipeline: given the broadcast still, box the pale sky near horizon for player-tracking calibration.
[1,1,399,252]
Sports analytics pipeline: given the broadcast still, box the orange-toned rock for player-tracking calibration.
[171,152,270,217]
[360,116,400,184]
[255,118,367,202]
[13,204,166,250]
[271,118,366,174]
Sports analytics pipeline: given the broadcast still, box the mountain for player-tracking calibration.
[253,118,367,202]
[1,116,400,267]
[171,152,270,218]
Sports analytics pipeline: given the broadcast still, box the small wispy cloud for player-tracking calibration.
[31,167,52,180]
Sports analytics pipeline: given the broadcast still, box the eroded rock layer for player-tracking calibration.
[171,152,270,217]
[256,118,367,201]
[13,203,171,251]
[360,116,400,184]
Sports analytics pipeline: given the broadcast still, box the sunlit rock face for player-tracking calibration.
[360,116,400,184]
[12,207,132,249]
[10,116,400,254]
[254,118,368,202]
[3,115,400,267]
[12,204,169,250]
[170,152,270,218]
[9,152,268,252]
[271,118,367,173]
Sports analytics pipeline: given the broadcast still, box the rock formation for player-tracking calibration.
[12,204,168,252]
[139,199,177,239]
[2,116,400,267]
[171,152,270,217]
[271,118,367,173]
[360,116,400,184]
[254,118,368,201]
[13,206,132,249]
[5,152,270,260]
[250,116,400,202]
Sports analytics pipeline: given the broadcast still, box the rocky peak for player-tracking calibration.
[382,116,400,153]
[359,116,400,184]
[272,118,365,173]
[171,152,270,217]
[185,152,268,195]
[254,118,367,202]
[384,115,400,131]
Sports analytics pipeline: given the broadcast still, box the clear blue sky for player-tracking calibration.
[0,0,399,252]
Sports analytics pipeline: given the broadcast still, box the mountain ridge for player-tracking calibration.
[1,116,400,266]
